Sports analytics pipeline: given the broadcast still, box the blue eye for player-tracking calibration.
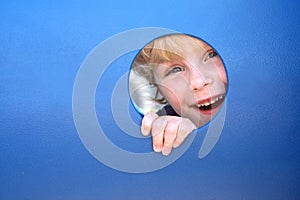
[205,51,218,61]
[170,66,184,74]
[208,51,217,58]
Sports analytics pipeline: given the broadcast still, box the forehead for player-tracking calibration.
[152,35,211,63]
[181,38,210,56]
[165,38,211,63]
[177,35,210,49]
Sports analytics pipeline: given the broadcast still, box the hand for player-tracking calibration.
[141,111,196,156]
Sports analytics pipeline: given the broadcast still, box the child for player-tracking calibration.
[131,34,228,156]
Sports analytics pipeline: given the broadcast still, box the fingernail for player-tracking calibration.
[153,145,161,152]
[162,147,171,156]
[173,143,179,148]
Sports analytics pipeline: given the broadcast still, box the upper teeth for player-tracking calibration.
[197,95,224,107]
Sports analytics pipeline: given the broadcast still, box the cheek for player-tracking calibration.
[158,84,184,114]
[217,65,228,85]
[212,58,227,85]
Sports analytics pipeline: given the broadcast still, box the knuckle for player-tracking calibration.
[178,121,194,135]
[152,118,167,133]
[164,124,177,136]
[153,117,167,127]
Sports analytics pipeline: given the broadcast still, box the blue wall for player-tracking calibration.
[1,0,299,199]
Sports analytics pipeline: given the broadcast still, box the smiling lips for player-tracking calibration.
[197,95,225,111]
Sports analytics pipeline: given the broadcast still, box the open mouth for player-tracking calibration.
[197,95,225,111]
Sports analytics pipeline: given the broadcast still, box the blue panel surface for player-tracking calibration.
[1,0,299,199]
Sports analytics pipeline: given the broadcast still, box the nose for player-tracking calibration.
[189,67,213,90]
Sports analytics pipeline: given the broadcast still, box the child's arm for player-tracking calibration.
[141,111,196,156]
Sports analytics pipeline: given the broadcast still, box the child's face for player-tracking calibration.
[153,39,228,127]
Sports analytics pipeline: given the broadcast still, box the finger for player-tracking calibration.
[162,118,181,156]
[173,118,196,148]
[141,111,159,136]
[151,117,168,152]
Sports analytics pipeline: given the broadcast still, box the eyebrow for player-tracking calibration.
[163,61,187,77]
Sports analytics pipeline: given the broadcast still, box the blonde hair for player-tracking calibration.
[132,34,205,83]
[131,34,206,103]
